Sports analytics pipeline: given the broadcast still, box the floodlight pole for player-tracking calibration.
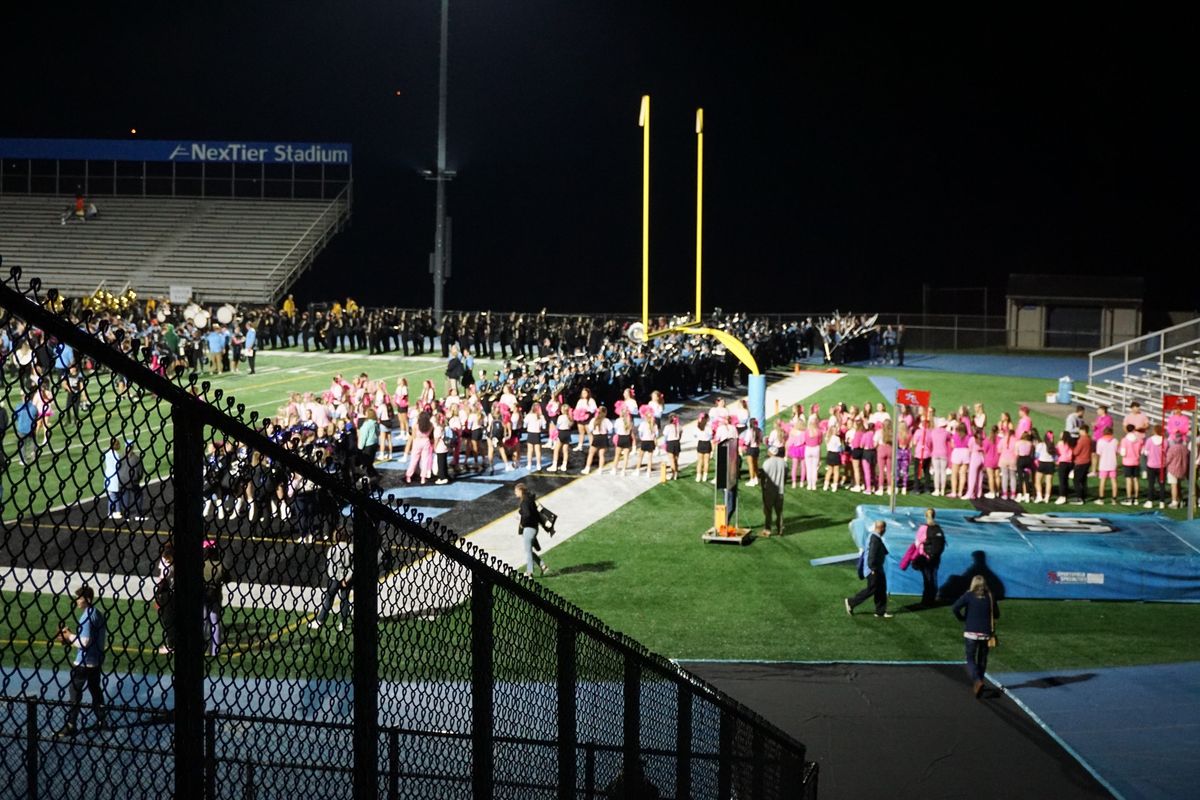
[432,0,451,324]
[695,108,703,324]
[639,95,650,332]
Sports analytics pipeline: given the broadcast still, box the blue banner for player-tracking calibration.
[0,138,352,165]
[849,505,1200,602]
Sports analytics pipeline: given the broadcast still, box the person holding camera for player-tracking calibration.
[55,585,107,736]
[514,482,548,577]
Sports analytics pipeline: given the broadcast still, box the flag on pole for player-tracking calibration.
[896,388,931,408]
[1164,394,1196,413]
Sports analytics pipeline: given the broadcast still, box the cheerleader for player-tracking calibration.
[739,418,762,487]
[466,400,485,471]
[965,428,986,499]
[823,423,844,491]
[581,407,612,475]
[804,417,822,491]
[524,402,546,470]
[1034,430,1057,503]
[573,388,598,451]
[693,412,714,483]
[432,411,451,485]
[374,380,394,461]
[662,414,682,480]
[393,377,410,437]
[785,420,805,489]
[949,422,971,499]
[405,411,434,485]
[548,402,574,472]
[634,411,658,477]
[983,425,1000,498]
[613,409,635,476]
[876,425,893,496]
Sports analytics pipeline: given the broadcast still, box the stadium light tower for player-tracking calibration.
[427,0,452,323]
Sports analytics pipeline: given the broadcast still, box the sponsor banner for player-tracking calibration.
[0,138,352,165]
[849,505,1200,601]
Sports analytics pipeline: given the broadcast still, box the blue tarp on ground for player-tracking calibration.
[994,661,1200,800]
[849,505,1200,601]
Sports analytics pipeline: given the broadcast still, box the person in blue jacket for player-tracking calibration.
[952,575,1000,698]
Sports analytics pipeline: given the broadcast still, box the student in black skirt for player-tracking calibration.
[613,409,635,476]
[581,407,612,475]
[694,412,714,483]
[549,401,573,472]
[525,403,546,470]
[662,414,682,480]
[634,413,658,477]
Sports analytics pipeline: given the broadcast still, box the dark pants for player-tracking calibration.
[761,486,783,535]
[919,559,940,605]
[1057,462,1073,499]
[849,571,888,615]
[317,579,351,625]
[247,352,256,374]
[965,637,990,683]
[1148,468,1163,502]
[1073,463,1089,501]
[66,664,104,728]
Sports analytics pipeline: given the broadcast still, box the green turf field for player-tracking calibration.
[543,365,1200,672]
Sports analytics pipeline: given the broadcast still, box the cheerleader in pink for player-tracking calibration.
[612,409,635,476]
[982,426,1000,498]
[996,428,1018,500]
[581,408,613,475]
[859,422,878,494]
[948,423,970,498]
[928,420,951,496]
[876,426,893,496]
[405,410,434,484]
[785,422,806,488]
[965,429,986,499]
[911,418,931,493]
[804,418,822,491]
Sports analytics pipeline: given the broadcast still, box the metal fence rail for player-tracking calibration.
[0,266,814,799]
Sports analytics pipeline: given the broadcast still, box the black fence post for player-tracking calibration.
[556,621,577,800]
[718,709,733,800]
[471,573,494,800]
[388,729,400,800]
[675,686,691,800]
[352,506,379,800]
[584,743,595,799]
[752,727,764,800]
[25,698,38,800]
[173,404,206,800]
[623,657,640,785]
[205,715,217,800]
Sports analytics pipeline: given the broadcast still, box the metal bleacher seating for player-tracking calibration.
[1072,317,1200,421]
[0,191,350,303]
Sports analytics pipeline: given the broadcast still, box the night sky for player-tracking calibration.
[5,3,1197,316]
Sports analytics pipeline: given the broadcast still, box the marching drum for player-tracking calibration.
[216,304,235,325]
[193,310,210,328]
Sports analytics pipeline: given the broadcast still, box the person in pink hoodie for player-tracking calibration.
[1091,405,1114,476]
[1144,423,1166,509]
[1094,426,1119,504]
[996,428,1018,500]
[983,426,1001,499]
[1119,423,1143,505]
[928,420,952,497]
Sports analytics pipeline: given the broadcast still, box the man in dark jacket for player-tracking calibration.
[846,520,892,618]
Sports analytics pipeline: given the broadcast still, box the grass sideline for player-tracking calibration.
[543,366,1200,672]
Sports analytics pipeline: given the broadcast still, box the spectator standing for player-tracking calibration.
[103,438,124,521]
[514,483,548,578]
[119,440,145,521]
[758,442,788,537]
[913,508,946,606]
[55,585,107,736]
[1071,424,1093,504]
[952,576,999,699]
[310,527,353,632]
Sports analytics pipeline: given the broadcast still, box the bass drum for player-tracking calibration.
[193,310,210,329]
[183,303,200,322]
[216,304,235,325]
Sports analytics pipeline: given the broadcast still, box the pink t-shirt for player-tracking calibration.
[983,437,999,468]
[1016,416,1033,438]
[1120,434,1143,467]
[1094,414,1114,438]
[1095,436,1119,472]
[929,427,951,458]
[1124,412,1150,438]
[1056,442,1074,464]
[997,434,1018,466]
[951,432,970,450]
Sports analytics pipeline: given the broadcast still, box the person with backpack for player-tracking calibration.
[913,507,947,606]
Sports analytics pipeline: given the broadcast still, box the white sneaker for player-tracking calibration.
[111,511,123,521]
[695,474,701,482]
[1143,500,1153,509]
[984,492,995,499]
[1094,499,1104,505]
[336,622,345,632]
[1159,502,1166,509]
[308,621,321,630]
[546,465,557,473]
[901,487,907,496]
[581,467,591,475]
[1055,496,1067,505]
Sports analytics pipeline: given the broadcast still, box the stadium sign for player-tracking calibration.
[0,138,352,165]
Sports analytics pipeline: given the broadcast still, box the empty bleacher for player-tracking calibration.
[1072,317,1200,420]
[0,191,350,303]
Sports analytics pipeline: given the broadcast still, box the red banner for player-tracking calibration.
[896,388,931,408]
[1164,394,1197,412]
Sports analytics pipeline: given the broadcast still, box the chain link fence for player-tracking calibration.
[0,267,816,799]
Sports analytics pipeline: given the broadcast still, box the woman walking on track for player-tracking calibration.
[952,576,999,698]
[514,483,548,578]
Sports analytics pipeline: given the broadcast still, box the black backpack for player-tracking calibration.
[924,523,946,559]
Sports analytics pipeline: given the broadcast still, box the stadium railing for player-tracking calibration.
[0,267,816,799]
